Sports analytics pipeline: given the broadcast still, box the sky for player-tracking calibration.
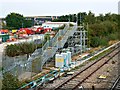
[0,0,119,18]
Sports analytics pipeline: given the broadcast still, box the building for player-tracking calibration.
[25,16,59,25]
[42,22,76,29]
[0,16,59,28]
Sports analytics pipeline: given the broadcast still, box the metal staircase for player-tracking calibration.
[28,24,77,71]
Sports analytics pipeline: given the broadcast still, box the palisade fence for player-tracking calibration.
[1,24,77,80]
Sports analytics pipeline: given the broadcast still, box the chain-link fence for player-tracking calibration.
[1,24,77,81]
[2,52,33,78]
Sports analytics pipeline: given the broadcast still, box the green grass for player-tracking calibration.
[68,46,113,73]
[89,48,112,62]
[70,64,85,71]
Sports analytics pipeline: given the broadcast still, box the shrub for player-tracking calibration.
[108,33,118,40]
[2,72,21,89]
[5,42,36,57]
[99,37,108,46]
[90,37,100,47]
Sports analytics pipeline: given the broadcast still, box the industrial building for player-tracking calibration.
[25,16,59,25]
[0,16,59,29]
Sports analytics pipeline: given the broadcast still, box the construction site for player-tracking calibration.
[0,9,120,90]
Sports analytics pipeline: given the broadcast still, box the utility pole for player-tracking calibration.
[76,13,78,26]
[80,29,82,55]
[80,12,83,54]
[87,23,89,50]
[80,13,82,26]
[83,23,86,52]
[69,13,70,28]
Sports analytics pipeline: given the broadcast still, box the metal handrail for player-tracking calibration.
[41,25,77,68]
[41,24,68,52]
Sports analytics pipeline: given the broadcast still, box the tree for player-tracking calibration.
[85,11,95,24]
[24,19,32,28]
[52,11,119,48]
[96,14,104,22]
[5,13,32,29]
[6,13,24,29]
[104,13,112,21]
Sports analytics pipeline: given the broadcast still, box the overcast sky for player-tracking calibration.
[0,0,119,18]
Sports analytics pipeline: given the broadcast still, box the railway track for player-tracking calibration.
[110,75,120,90]
[49,44,120,90]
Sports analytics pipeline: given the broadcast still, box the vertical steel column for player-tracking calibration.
[80,29,82,55]
[83,29,86,52]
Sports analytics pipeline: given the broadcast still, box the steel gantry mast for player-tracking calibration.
[66,12,88,55]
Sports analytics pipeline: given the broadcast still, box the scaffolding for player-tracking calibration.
[66,13,88,55]
[67,25,88,55]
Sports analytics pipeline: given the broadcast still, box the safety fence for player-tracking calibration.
[1,24,77,80]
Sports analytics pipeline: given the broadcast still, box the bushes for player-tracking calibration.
[90,37,100,47]
[90,37,109,47]
[2,72,21,90]
[5,42,36,57]
[108,33,118,41]
[89,20,118,48]
[5,42,45,57]
[100,37,108,46]
[6,44,22,57]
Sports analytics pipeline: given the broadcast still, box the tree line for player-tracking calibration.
[4,11,119,54]
[2,11,119,89]
[53,11,119,47]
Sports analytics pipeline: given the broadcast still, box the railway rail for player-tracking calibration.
[50,43,120,90]
[19,42,120,90]
[110,75,120,90]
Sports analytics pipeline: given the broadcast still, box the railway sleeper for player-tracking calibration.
[61,84,77,89]
[116,83,120,88]
[72,78,81,81]
[68,80,80,84]
[65,84,77,87]
[60,87,73,90]
[116,86,120,90]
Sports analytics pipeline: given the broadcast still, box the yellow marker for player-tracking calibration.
[99,75,107,79]
[56,58,64,62]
